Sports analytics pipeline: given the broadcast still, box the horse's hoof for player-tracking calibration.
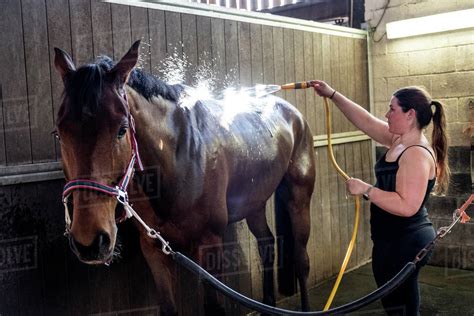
[263,296,276,307]
[159,306,178,316]
[204,303,226,315]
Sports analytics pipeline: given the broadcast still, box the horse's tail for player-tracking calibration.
[275,181,297,296]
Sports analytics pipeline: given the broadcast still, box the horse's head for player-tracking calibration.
[54,41,140,264]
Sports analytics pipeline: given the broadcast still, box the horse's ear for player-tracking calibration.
[111,40,140,84]
[54,48,76,81]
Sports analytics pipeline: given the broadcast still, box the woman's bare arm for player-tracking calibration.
[313,80,393,147]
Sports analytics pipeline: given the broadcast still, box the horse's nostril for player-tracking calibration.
[69,231,111,262]
[96,231,111,250]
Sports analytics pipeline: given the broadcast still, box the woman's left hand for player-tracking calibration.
[345,178,371,196]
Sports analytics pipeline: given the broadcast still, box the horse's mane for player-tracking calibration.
[128,68,184,103]
[61,55,183,121]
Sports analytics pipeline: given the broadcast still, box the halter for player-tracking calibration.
[62,94,144,235]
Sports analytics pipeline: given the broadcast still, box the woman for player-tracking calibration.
[313,80,450,315]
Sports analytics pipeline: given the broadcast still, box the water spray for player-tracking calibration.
[244,81,317,98]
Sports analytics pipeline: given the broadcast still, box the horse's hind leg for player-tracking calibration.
[289,194,311,311]
[246,209,276,307]
[276,179,313,311]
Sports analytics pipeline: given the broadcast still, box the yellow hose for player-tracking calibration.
[322,97,361,310]
[277,81,361,309]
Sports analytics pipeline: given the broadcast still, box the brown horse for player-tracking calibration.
[54,41,315,315]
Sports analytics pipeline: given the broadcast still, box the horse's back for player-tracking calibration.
[133,84,315,223]
[188,95,315,221]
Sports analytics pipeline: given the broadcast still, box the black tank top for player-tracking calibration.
[370,145,436,241]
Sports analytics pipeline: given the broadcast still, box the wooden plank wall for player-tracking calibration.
[0,1,372,315]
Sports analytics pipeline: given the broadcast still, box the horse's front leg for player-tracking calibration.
[140,234,177,316]
[195,232,226,315]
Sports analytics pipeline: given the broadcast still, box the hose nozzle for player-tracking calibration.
[280,81,315,90]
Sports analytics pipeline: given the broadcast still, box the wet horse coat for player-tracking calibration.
[54,41,315,314]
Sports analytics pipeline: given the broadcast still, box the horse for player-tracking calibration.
[54,40,316,315]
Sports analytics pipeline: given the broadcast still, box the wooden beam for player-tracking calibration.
[313,131,371,147]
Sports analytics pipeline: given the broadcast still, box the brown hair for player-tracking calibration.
[393,86,450,194]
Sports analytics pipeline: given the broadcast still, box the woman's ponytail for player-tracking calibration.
[394,87,451,194]
[431,100,450,194]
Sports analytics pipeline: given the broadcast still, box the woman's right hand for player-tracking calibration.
[311,80,335,98]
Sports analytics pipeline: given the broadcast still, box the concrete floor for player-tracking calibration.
[277,263,474,315]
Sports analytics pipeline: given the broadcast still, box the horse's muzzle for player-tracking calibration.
[69,231,113,264]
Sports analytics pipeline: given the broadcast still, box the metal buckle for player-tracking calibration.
[116,187,129,204]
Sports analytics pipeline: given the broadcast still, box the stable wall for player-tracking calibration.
[365,0,473,270]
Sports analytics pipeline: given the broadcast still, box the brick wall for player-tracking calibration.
[366,0,473,269]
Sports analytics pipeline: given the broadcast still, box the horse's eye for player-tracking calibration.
[117,127,127,139]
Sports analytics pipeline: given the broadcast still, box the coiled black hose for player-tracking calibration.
[173,251,416,315]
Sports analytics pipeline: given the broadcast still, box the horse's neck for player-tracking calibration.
[126,87,180,179]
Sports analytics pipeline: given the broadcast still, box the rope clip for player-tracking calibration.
[147,229,173,255]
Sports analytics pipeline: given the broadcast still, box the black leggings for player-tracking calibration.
[372,225,436,316]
